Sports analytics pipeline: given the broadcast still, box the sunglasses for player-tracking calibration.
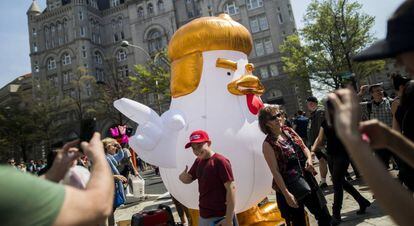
[269,113,282,121]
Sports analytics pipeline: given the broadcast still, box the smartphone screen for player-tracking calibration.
[80,118,97,142]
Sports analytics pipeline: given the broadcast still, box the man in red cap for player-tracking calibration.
[179,130,237,226]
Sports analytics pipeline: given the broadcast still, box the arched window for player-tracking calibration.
[224,1,239,15]
[117,16,123,27]
[47,57,57,70]
[147,3,154,15]
[137,6,144,17]
[62,53,71,65]
[147,29,164,53]
[94,51,103,64]
[157,0,164,11]
[117,49,127,62]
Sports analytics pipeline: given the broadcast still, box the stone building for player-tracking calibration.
[27,0,312,133]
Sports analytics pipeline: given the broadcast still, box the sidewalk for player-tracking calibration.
[115,168,398,225]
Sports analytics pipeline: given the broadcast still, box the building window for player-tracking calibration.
[138,6,144,17]
[250,17,259,33]
[254,40,264,56]
[79,11,84,20]
[62,53,72,65]
[34,61,40,73]
[157,0,164,12]
[246,0,263,10]
[48,74,59,87]
[264,37,274,54]
[147,29,164,53]
[147,3,154,15]
[269,64,279,77]
[114,33,119,42]
[224,2,239,15]
[82,46,87,58]
[118,17,123,27]
[96,68,104,82]
[32,28,37,36]
[249,15,269,33]
[80,27,86,37]
[85,82,92,97]
[117,65,129,76]
[260,67,269,78]
[63,71,70,85]
[33,42,38,52]
[117,50,128,62]
[120,31,125,40]
[278,13,284,24]
[111,0,120,7]
[47,58,57,70]
[94,51,103,64]
[258,14,269,30]
[269,89,283,99]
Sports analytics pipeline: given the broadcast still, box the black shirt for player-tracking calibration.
[321,120,347,156]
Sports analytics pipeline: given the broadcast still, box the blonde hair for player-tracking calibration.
[168,14,253,98]
[102,137,118,153]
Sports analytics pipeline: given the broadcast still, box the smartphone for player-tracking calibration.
[80,118,97,142]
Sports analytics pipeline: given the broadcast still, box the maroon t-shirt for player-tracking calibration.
[188,153,234,218]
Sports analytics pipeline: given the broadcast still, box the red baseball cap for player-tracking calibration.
[185,130,210,149]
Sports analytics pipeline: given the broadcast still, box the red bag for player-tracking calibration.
[131,204,175,226]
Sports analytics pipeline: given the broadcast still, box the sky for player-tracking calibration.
[0,0,406,88]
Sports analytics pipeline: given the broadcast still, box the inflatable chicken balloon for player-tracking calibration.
[114,14,273,213]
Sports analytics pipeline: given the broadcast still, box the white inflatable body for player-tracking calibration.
[114,50,273,213]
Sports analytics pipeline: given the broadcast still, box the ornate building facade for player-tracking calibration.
[27,0,311,122]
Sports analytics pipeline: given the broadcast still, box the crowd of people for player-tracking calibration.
[2,1,414,226]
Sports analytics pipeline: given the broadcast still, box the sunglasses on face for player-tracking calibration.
[269,113,282,121]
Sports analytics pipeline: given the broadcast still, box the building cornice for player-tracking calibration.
[36,4,72,21]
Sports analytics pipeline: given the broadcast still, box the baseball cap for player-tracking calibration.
[354,1,414,61]
[185,130,211,149]
[306,96,318,103]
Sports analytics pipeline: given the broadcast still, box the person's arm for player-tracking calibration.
[311,127,325,153]
[262,142,298,208]
[359,120,414,168]
[52,133,113,226]
[328,89,414,226]
[218,181,236,226]
[391,100,401,131]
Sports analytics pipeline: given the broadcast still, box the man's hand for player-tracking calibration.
[179,165,193,184]
[359,120,392,149]
[305,158,317,175]
[45,140,81,182]
[358,85,369,97]
[81,132,104,162]
[216,217,233,226]
[114,175,128,183]
[283,191,299,208]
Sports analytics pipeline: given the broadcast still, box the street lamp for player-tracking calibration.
[120,40,151,59]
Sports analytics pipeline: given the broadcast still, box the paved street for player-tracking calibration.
[115,168,397,225]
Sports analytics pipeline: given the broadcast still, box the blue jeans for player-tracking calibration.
[198,215,239,226]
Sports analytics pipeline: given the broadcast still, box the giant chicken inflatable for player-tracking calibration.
[114,14,273,213]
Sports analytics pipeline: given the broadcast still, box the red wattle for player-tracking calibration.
[246,94,264,115]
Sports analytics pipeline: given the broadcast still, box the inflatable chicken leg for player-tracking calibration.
[114,14,273,213]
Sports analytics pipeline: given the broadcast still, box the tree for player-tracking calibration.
[129,50,171,114]
[280,0,384,91]
[95,58,136,125]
